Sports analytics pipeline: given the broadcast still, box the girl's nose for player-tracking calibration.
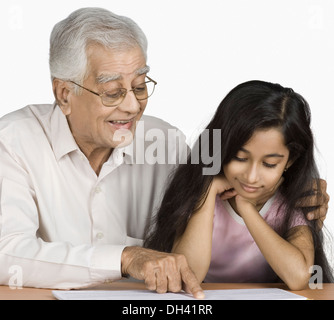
[245,164,260,184]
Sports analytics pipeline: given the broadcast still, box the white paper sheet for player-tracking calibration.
[52,288,307,300]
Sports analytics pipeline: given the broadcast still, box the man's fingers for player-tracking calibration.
[297,192,329,222]
[142,255,189,295]
[180,265,205,299]
[144,264,158,291]
[317,178,327,191]
[297,194,329,208]
[306,204,328,220]
[155,268,168,293]
[125,247,203,298]
[295,179,329,223]
[297,178,329,207]
[166,263,182,293]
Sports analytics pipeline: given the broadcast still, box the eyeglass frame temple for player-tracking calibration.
[69,76,157,97]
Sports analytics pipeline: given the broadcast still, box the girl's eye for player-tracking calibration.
[263,162,277,169]
[234,156,247,162]
[234,156,278,169]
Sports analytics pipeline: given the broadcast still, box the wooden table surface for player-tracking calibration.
[1,282,333,300]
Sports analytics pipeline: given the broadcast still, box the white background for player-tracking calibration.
[1,0,333,264]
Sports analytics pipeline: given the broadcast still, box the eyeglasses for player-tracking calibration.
[69,76,157,107]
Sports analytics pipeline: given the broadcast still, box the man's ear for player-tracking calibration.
[52,79,72,116]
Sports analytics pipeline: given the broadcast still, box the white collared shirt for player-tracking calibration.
[0,104,187,289]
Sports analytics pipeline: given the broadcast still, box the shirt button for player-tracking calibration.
[95,186,102,194]
[96,232,104,240]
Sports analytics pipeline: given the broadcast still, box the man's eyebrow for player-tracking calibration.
[135,65,150,75]
[240,147,285,158]
[96,73,121,84]
[96,65,150,84]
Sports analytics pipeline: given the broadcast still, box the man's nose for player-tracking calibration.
[117,90,141,114]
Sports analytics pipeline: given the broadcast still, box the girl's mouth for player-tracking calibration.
[239,182,261,193]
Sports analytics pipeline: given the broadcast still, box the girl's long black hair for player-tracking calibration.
[144,80,333,282]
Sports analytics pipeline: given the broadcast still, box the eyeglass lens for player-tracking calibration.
[102,80,155,106]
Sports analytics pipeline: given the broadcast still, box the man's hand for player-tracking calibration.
[297,179,329,225]
[121,246,205,299]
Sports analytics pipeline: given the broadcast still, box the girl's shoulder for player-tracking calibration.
[266,192,309,231]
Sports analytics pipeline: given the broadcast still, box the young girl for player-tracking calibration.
[145,80,333,289]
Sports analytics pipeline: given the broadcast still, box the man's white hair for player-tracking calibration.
[49,7,148,85]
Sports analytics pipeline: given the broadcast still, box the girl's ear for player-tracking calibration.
[52,79,72,116]
[285,158,296,171]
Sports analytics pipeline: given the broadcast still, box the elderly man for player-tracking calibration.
[0,8,329,297]
[0,7,202,297]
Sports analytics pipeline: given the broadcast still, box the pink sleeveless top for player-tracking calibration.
[204,193,308,283]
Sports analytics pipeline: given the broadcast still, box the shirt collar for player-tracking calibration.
[51,103,79,161]
[51,102,138,164]
[109,142,135,166]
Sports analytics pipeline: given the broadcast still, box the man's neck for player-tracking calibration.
[89,150,113,176]
[79,143,113,176]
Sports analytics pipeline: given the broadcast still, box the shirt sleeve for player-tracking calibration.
[0,142,124,289]
[287,208,309,230]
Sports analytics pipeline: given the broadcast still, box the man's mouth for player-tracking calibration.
[111,120,132,124]
[108,119,134,130]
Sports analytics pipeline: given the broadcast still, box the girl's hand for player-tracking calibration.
[235,177,284,217]
[211,176,237,200]
[234,195,259,217]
